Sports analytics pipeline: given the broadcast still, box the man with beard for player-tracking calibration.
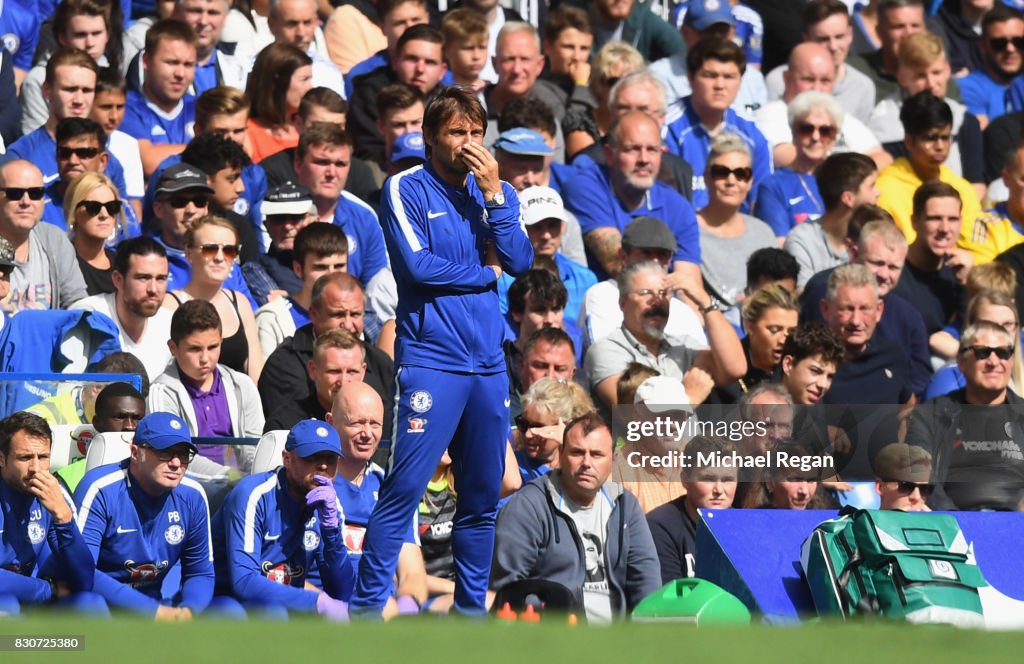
[71,237,173,381]
[585,260,745,410]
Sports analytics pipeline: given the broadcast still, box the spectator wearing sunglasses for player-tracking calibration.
[755,43,888,174]
[63,172,125,296]
[906,320,1024,511]
[0,160,88,313]
[963,4,1023,128]
[42,118,139,244]
[697,133,776,327]
[163,215,264,384]
[873,443,933,511]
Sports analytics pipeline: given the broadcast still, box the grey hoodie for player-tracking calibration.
[491,470,662,618]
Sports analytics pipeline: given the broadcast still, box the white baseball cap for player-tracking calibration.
[634,376,693,414]
[519,185,567,226]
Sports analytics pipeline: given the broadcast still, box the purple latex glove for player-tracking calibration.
[306,476,340,529]
[395,595,420,615]
[316,593,349,622]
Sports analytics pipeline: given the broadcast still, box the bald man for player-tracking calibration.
[755,43,888,170]
[328,382,426,615]
[0,160,87,313]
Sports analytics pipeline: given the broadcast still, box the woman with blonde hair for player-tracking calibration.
[64,171,126,295]
[513,377,595,482]
[163,215,264,382]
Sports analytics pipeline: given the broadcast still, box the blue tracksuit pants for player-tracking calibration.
[351,366,508,615]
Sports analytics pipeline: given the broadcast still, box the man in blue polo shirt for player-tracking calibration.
[562,110,701,282]
[211,418,353,620]
[326,382,424,615]
[0,412,104,616]
[74,412,213,620]
[0,0,39,85]
[293,123,395,327]
[120,19,199,178]
[973,3,1024,127]
[664,38,771,209]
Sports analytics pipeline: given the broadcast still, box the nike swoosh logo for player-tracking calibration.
[116,526,137,534]
[503,398,511,408]
[264,533,281,541]
[427,210,447,219]
[788,196,804,205]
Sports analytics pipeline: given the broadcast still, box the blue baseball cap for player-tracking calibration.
[286,419,341,458]
[391,132,426,164]
[684,0,735,31]
[493,128,553,156]
[134,413,195,451]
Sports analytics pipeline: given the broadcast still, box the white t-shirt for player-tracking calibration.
[562,493,612,624]
[70,293,173,381]
[754,99,881,154]
[579,280,708,351]
[108,130,145,199]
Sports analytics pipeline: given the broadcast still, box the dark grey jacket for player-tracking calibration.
[491,471,662,618]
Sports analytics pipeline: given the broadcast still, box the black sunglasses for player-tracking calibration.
[513,414,544,433]
[164,195,209,209]
[76,200,122,217]
[708,164,753,182]
[57,146,101,160]
[3,187,45,201]
[966,345,1014,360]
[139,443,196,464]
[990,36,1024,53]
[884,479,934,497]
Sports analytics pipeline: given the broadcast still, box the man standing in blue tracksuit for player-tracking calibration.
[0,412,102,615]
[351,86,533,617]
[74,412,213,619]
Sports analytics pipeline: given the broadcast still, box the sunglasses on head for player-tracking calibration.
[57,146,101,160]
[966,345,1014,360]
[884,479,934,497]
[990,36,1024,53]
[164,195,209,209]
[76,200,122,217]
[3,187,45,201]
[708,164,753,182]
[795,122,837,141]
[195,243,241,261]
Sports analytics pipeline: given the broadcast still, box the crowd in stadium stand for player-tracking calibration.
[2,0,1024,624]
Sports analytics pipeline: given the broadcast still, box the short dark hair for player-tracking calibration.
[815,152,877,210]
[878,0,925,25]
[95,382,146,415]
[498,97,557,137]
[56,117,106,149]
[522,326,575,358]
[685,38,746,77]
[508,269,568,317]
[802,0,851,31]
[562,411,609,448]
[93,352,151,397]
[847,204,895,243]
[900,91,953,137]
[170,299,222,343]
[781,322,845,369]
[0,412,52,458]
[95,66,127,95]
[983,2,1024,35]
[299,87,348,120]
[113,236,167,275]
[747,248,799,289]
[376,82,424,120]
[423,86,487,154]
[181,133,252,176]
[294,223,349,269]
[912,181,961,221]
[195,86,250,129]
[144,18,198,56]
[296,123,352,161]
[543,5,592,43]
[397,24,443,56]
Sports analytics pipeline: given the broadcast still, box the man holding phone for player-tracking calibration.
[351,85,533,618]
